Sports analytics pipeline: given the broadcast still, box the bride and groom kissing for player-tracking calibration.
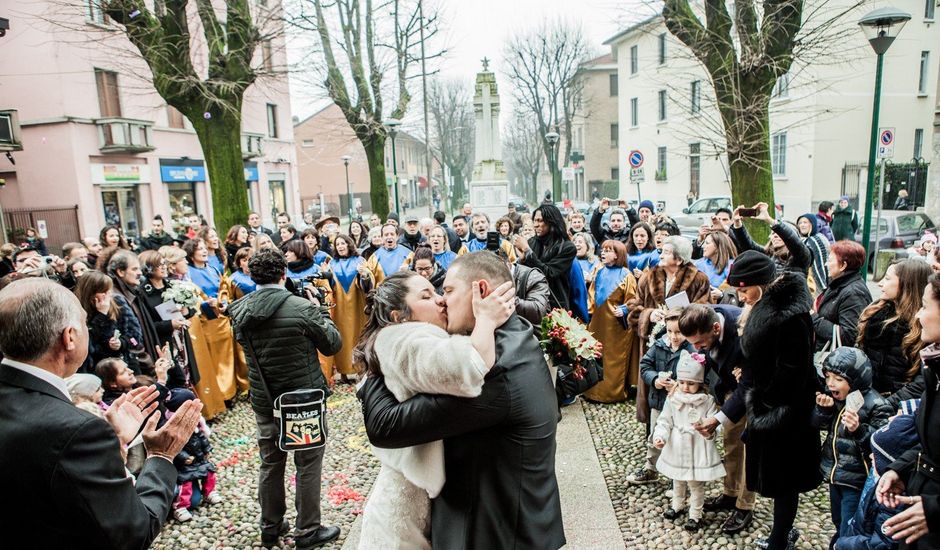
[355,251,566,549]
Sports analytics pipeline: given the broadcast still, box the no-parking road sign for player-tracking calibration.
[878,128,894,159]
[628,150,644,168]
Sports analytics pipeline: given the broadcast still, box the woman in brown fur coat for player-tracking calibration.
[628,236,712,422]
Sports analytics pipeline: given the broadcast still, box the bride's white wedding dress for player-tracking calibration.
[357,322,488,550]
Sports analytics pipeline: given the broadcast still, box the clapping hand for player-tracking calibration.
[732,367,742,383]
[512,234,529,255]
[142,398,203,461]
[472,281,516,327]
[105,386,160,446]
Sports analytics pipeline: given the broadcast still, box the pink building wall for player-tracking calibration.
[0,0,300,244]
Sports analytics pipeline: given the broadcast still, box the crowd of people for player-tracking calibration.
[1,193,940,550]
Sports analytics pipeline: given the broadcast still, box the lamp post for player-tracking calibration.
[858,6,911,275]
[385,118,402,215]
[341,155,353,222]
[545,130,560,203]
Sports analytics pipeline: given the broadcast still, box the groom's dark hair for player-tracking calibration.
[449,251,511,287]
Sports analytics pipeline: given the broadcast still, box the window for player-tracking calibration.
[630,97,638,127]
[919,51,930,94]
[658,33,666,65]
[772,73,790,99]
[94,69,121,117]
[609,73,618,96]
[630,45,638,75]
[611,167,620,181]
[610,123,619,148]
[927,0,936,20]
[658,90,667,121]
[689,143,701,196]
[771,131,787,177]
[656,146,667,180]
[302,138,314,147]
[166,105,184,129]
[266,104,278,138]
[897,213,934,233]
[914,128,924,158]
[262,40,274,72]
[690,81,701,114]
[86,0,106,24]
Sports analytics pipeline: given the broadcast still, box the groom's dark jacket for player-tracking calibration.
[358,314,566,549]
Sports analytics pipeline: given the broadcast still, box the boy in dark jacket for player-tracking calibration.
[835,409,920,550]
[628,309,694,484]
[814,347,893,548]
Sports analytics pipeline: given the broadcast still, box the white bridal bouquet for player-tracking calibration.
[162,280,202,312]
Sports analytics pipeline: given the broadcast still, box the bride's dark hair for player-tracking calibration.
[353,271,420,377]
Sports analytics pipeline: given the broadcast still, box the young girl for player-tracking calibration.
[354,270,515,549]
[165,389,222,522]
[65,373,107,417]
[654,350,726,532]
[582,240,637,404]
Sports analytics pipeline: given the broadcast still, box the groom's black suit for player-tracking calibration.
[358,314,566,549]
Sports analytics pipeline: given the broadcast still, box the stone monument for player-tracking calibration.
[468,58,510,223]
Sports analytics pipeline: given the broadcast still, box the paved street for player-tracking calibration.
[153,385,835,549]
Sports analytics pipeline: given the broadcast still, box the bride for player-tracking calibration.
[353,271,515,549]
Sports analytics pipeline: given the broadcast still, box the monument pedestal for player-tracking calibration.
[468,61,510,225]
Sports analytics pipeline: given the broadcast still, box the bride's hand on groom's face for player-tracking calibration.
[472,280,516,326]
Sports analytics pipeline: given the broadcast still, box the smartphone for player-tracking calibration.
[485,231,500,251]
[738,207,758,217]
[112,329,121,340]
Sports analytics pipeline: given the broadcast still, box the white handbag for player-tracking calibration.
[814,324,843,377]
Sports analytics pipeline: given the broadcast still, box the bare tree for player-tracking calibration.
[503,18,590,197]
[91,0,280,232]
[503,111,543,204]
[426,78,473,210]
[662,0,862,238]
[290,0,442,219]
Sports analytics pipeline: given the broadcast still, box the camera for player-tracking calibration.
[286,271,332,304]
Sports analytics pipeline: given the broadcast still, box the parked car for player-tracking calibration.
[855,210,935,267]
[673,196,732,235]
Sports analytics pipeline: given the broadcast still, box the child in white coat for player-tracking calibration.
[654,350,726,531]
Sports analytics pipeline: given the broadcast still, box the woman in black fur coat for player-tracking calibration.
[728,251,822,549]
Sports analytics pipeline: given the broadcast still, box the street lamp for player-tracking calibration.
[341,155,353,222]
[385,118,402,215]
[545,130,560,203]
[858,6,911,275]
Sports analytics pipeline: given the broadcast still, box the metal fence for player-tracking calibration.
[3,206,81,255]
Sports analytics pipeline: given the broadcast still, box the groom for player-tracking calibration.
[358,251,566,549]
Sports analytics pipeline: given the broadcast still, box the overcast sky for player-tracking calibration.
[288,0,646,124]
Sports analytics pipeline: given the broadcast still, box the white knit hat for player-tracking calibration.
[676,350,705,383]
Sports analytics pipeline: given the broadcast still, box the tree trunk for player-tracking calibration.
[362,136,390,220]
[191,110,249,234]
[723,103,775,243]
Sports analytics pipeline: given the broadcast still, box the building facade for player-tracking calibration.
[293,104,440,218]
[0,0,299,249]
[571,53,621,202]
[605,0,938,217]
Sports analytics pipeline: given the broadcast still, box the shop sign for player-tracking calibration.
[90,163,151,184]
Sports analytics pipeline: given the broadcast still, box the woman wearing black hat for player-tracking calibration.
[728,250,821,549]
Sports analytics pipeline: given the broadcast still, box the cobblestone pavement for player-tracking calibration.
[582,398,834,549]
[153,385,378,550]
[153,384,837,549]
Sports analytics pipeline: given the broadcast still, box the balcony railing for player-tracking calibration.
[0,109,24,152]
[242,132,264,159]
[96,117,155,153]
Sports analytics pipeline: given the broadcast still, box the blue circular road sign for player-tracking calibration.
[628,150,644,168]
